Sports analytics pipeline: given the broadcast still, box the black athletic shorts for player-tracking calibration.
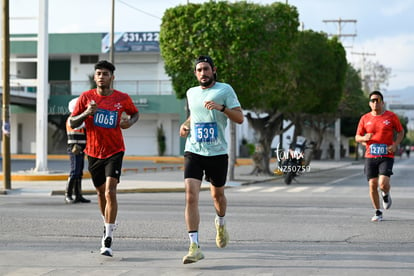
[364,157,394,180]
[87,151,124,187]
[184,151,228,187]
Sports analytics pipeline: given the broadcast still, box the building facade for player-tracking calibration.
[6,32,187,155]
[5,31,345,159]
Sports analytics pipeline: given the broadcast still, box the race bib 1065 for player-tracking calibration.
[94,109,118,128]
[194,122,218,143]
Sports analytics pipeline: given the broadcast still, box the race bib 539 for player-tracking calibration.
[194,122,218,143]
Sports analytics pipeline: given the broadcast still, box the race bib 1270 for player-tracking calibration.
[194,122,218,143]
[93,109,118,128]
[369,143,388,156]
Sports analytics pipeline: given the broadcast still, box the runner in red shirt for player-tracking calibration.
[355,91,404,222]
[69,60,139,257]
[74,88,136,159]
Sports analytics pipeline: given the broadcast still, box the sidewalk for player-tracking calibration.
[0,157,359,196]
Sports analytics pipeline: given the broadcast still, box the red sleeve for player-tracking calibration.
[124,95,138,115]
[356,115,366,136]
[71,93,88,116]
[392,113,403,132]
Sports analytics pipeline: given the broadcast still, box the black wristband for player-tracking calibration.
[220,105,226,112]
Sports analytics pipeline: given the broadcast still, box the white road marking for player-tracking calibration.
[260,187,288,192]
[286,187,310,193]
[325,172,362,185]
[238,186,264,192]
[312,186,334,193]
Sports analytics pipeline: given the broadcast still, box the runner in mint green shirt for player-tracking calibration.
[184,82,241,156]
[179,55,244,264]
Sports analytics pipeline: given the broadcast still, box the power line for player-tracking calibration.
[351,51,376,58]
[351,51,376,68]
[323,18,357,48]
[117,0,161,19]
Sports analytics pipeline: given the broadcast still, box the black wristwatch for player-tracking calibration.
[220,105,226,112]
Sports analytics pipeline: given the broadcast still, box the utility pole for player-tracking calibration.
[351,51,375,161]
[35,0,49,172]
[110,0,115,64]
[323,18,357,161]
[351,51,376,92]
[323,18,357,48]
[2,0,11,190]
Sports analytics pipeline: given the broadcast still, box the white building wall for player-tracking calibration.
[123,115,157,155]
[11,113,36,154]
[69,53,170,96]
[9,61,17,78]
[171,120,181,155]
[123,113,180,156]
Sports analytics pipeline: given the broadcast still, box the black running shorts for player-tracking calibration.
[364,157,394,180]
[88,151,124,187]
[184,151,228,187]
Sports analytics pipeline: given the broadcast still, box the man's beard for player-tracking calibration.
[199,76,214,87]
[97,83,110,89]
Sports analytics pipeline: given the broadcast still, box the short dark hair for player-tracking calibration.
[194,55,215,70]
[369,90,384,101]
[94,60,116,74]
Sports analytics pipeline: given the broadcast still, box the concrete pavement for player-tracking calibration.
[0,156,358,196]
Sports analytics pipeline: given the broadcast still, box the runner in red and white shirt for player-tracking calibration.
[355,90,404,222]
[73,88,137,159]
[69,60,139,257]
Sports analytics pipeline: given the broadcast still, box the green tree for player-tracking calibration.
[285,31,347,159]
[340,64,368,138]
[340,65,367,117]
[160,1,300,175]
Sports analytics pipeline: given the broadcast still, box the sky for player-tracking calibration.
[8,0,414,92]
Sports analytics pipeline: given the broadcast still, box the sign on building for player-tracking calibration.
[101,32,160,53]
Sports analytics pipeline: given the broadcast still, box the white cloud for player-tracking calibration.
[350,33,414,90]
[362,34,414,69]
[380,0,414,16]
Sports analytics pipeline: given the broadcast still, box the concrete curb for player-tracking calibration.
[0,155,254,182]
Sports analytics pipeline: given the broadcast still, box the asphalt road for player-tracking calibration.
[1,157,414,275]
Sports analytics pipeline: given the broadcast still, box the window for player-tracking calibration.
[80,55,99,64]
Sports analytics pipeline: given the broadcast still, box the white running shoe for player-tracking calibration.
[100,236,113,257]
[382,193,392,210]
[371,211,383,222]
